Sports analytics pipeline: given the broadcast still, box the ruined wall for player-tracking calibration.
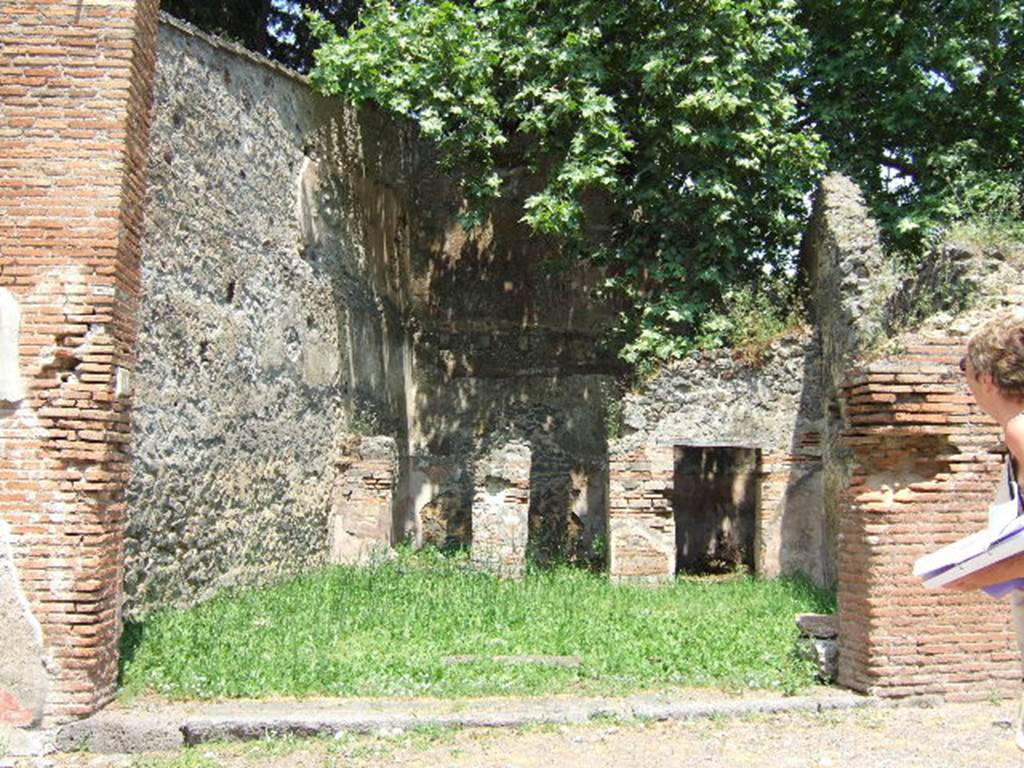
[126,17,618,612]
[471,439,532,577]
[837,320,1021,699]
[608,335,828,584]
[402,170,618,562]
[806,175,1024,699]
[125,17,413,614]
[801,175,901,589]
[0,0,158,727]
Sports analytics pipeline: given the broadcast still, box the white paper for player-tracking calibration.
[913,457,1023,581]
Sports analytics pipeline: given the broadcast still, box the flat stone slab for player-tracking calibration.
[796,612,839,639]
[442,655,582,668]
[50,688,912,754]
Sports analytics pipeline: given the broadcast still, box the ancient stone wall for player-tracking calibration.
[0,0,159,727]
[124,17,415,614]
[401,179,618,559]
[125,16,618,614]
[801,174,901,589]
[608,336,828,584]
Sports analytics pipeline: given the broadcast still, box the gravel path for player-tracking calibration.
[41,699,1024,768]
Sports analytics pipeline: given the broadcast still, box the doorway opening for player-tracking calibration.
[673,445,761,574]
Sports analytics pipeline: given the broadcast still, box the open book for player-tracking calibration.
[913,456,1024,597]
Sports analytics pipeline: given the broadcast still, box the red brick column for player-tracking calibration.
[329,437,397,565]
[838,332,1018,699]
[608,445,674,582]
[0,0,159,723]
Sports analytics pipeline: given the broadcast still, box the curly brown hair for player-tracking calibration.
[967,312,1024,400]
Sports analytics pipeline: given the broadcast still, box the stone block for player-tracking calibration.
[796,612,838,639]
[471,441,531,578]
[798,637,839,683]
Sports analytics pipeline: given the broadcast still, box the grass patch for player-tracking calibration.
[120,547,834,700]
[133,750,221,768]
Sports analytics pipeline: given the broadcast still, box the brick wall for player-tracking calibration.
[0,0,159,723]
[608,440,823,583]
[329,437,398,565]
[608,445,675,582]
[838,332,1019,699]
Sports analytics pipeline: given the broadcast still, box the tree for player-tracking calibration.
[308,0,825,362]
[176,0,1024,361]
[160,0,363,72]
[799,0,1024,253]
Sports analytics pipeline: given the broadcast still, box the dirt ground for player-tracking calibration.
[37,700,1024,768]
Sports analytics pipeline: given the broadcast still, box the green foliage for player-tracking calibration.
[121,547,834,700]
[304,0,1024,364]
[161,0,363,72]
[799,0,1024,254]
[604,397,624,441]
[166,1,1024,365]
[944,174,1024,252]
[308,0,826,363]
[695,275,806,362]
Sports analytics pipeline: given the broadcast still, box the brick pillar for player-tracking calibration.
[608,444,674,583]
[330,437,397,565]
[837,333,1018,699]
[0,0,159,724]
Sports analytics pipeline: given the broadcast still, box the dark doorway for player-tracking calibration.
[673,446,760,574]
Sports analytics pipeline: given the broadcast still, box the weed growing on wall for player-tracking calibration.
[695,277,807,365]
[604,397,625,441]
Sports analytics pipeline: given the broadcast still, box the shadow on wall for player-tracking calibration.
[298,105,413,438]
[777,337,830,587]
[673,445,759,574]
[390,148,619,562]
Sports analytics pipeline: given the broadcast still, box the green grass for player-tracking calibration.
[119,547,835,701]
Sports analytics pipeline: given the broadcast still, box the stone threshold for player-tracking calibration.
[42,688,938,755]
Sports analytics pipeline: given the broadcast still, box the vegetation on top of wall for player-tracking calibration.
[800,0,1024,259]
[160,0,364,72]
[165,0,1024,366]
[307,0,826,366]
[695,277,807,366]
[305,0,1024,366]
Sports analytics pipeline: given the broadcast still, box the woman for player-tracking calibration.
[963,313,1024,465]
[962,311,1024,749]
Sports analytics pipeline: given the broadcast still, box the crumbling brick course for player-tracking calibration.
[608,445,674,582]
[330,437,398,565]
